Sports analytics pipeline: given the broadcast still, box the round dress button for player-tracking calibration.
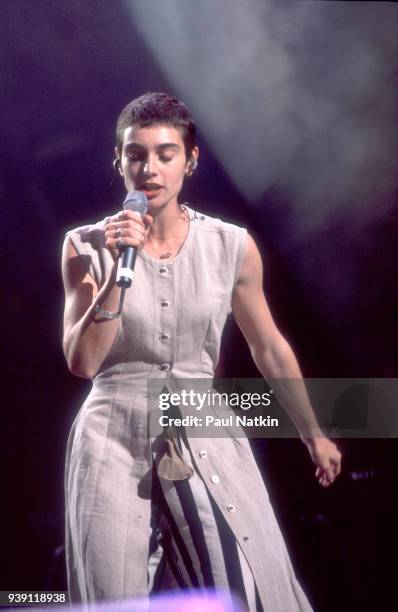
[160,333,169,341]
[159,267,167,274]
[226,504,236,512]
[159,363,170,371]
[161,301,169,307]
[210,475,220,484]
[243,535,250,542]
[199,450,207,459]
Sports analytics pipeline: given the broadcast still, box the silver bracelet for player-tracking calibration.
[94,304,121,320]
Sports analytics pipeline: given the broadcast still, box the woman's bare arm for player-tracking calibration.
[62,238,122,378]
[62,210,152,378]
[232,233,342,487]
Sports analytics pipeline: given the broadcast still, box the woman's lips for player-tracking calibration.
[140,185,163,198]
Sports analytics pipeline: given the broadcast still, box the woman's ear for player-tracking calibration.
[186,146,199,176]
[114,147,123,176]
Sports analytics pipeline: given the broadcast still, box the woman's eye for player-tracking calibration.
[160,156,173,162]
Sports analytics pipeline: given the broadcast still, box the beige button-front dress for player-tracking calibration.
[64,205,314,611]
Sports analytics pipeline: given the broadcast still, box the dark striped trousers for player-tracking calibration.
[148,433,262,612]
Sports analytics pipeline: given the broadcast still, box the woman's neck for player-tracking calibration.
[148,202,188,241]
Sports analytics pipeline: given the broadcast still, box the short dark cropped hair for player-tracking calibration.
[116,92,196,159]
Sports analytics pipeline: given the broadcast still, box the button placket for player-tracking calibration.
[157,263,173,373]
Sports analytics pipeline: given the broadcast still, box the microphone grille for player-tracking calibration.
[123,190,148,215]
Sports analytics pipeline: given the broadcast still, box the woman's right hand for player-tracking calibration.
[104,210,153,261]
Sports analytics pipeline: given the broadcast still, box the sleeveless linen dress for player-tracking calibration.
[64,206,313,611]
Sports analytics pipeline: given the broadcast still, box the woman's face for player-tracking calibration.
[118,124,198,212]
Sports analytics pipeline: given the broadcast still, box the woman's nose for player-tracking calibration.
[143,157,157,176]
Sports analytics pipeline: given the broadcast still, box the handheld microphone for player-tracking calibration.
[116,190,148,288]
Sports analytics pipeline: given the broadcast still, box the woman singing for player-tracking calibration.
[62,92,341,611]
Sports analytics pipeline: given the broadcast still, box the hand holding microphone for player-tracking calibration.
[104,191,153,287]
[95,192,152,319]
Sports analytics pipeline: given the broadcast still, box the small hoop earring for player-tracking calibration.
[186,158,198,176]
[110,158,121,187]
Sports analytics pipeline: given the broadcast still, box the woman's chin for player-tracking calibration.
[147,197,178,214]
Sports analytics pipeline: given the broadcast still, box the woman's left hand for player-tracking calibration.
[302,437,342,487]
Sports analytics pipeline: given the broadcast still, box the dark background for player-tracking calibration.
[0,2,396,611]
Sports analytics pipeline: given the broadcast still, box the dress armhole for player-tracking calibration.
[65,231,98,286]
[232,227,248,290]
